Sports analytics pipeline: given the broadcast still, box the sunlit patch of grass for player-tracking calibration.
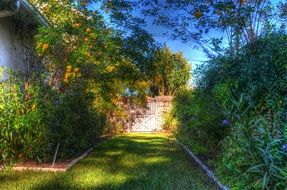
[0,133,217,190]
[143,156,171,165]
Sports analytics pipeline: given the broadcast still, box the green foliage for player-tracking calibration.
[214,33,287,190]
[122,27,158,79]
[170,33,287,189]
[88,1,191,97]
[33,0,150,131]
[162,111,178,132]
[171,89,226,155]
[44,79,105,159]
[0,66,105,163]
[150,46,191,96]
[0,68,48,163]
[217,112,287,189]
[0,0,152,163]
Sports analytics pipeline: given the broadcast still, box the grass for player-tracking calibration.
[0,133,217,190]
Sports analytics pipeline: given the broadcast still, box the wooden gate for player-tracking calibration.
[129,96,173,132]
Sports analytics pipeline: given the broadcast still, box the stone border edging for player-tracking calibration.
[13,145,98,172]
[175,139,229,190]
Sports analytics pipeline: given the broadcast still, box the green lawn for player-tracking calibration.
[0,133,217,190]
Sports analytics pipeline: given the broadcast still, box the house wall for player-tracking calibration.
[0,17,14,69]
[0,14,39,79]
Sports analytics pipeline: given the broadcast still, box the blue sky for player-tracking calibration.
[90,0,282,74]
[144,27,208,72]
[136,0,282,72]
[89,2,209,72]
[135,6,209,72]
[155,37,208,71]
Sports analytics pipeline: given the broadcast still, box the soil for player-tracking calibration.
[15,160,73,169]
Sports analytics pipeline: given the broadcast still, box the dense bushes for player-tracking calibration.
[214,33,287,190]
[42,73,105,160]
[170,33,287,189]
[0,69,48,163]
[0,67,105,163]
[171,89,226,155]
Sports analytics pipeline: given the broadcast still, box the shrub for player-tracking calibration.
[170,32,287,189]
[0,68,48,163]
[171,89,226,156]
[215,33,287,189]
[43,78,105,160]
[0,67,105,163]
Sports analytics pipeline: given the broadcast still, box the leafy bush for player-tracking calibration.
[0,68,48,163]
[171,33,287,189]
[171,89,226,156]
[162,111,178,132]
[215,33,287,190]
[0,66,106,163]
[43,77,105,160]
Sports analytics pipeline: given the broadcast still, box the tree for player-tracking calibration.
[97,0,285,56]
[28,0,149,155]
[145,0,287,55]
[121,27,159,79]
[150,46,191,96]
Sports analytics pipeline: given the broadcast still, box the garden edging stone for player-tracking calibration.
[175,139,229,190]
[12,140,107,173]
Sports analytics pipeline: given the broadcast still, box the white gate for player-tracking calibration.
[129,96,172,132]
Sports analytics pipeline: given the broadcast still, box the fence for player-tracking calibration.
[128,96,173,132]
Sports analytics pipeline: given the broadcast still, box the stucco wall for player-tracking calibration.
[0,12,39,78]
[0,17,14,69]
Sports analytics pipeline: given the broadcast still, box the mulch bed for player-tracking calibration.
[13,159,74,172]
[11,135,112,172]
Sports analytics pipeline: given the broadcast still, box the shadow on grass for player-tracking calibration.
[1,134,218,190]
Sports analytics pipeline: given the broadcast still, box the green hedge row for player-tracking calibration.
[0,68,105,163]
[170,33,287,189]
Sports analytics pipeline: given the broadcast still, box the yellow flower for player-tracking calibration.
[106,66,115,72]
[74,68,80,77]
[42,43,49,51]
[64,73,70,83]
[72,23,82,28]
[32,104,37,111]
[66,65,72,72]
[64,65,72,83]
[74,68,79,73]
[86,27,91,33]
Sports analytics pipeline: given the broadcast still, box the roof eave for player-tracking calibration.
[19,0,49,27]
